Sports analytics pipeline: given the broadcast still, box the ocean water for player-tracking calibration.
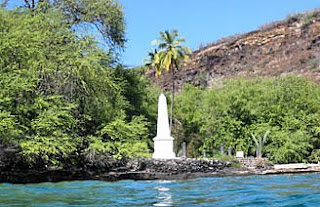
[0,173,319,206]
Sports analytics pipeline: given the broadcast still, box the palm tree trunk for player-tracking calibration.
[170,65,175,133]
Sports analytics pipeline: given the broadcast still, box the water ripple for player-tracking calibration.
[0,173,319,206]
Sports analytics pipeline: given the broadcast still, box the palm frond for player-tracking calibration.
[145,29,191,77]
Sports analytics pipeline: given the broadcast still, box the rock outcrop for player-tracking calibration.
[126,158,229,173]
[0,155,235,183]
[2,154,320,183]
[147,9,320,90]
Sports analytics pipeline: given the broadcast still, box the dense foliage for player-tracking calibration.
[1,2,320,169]
[0,7,155,168]
[174,77,320,164]
[2,0,125,48]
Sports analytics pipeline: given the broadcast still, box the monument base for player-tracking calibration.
[152,136,176,159]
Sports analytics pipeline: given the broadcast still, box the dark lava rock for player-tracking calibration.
[126,158,230,174]
[0,156,234,183]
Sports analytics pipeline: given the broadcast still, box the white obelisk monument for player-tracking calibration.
[153,93,176,159]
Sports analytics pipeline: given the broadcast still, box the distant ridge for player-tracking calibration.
[147,9,320,90]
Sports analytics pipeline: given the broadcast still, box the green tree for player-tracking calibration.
[0,7,152,167]
[4,0,125,48]
[175,84,204,157]
[175,76,320,163]
[144,49,162,77]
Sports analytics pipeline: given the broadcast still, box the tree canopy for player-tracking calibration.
[0,6,154,168]
[2,0,125,48]
[175,76,320,164]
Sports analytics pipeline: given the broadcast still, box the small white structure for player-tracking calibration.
[153,93,176,159]
[236,151,244,158]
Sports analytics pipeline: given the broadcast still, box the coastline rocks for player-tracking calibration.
[1,155,320,183]
[125,158,230,174]
[98,158,236,181]
[0,157,233,183]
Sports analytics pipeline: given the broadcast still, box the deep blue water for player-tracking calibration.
[0,173,319,206]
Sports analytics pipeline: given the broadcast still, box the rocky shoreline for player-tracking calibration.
[1,158,320,184]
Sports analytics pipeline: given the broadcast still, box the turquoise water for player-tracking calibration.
[0,173,319,206]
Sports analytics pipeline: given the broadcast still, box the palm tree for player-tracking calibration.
[146,30,191,131]
[144,49,162,77]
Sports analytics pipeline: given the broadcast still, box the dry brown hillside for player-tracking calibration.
[147,9,320,90]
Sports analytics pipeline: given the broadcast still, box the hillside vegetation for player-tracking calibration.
[173,77,320,164]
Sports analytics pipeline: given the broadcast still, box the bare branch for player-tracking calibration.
[24,0,31,9]
[0,0,9,8]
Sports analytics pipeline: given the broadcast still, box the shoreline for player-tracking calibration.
[91,166,320,181]
[1,158,319,184]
